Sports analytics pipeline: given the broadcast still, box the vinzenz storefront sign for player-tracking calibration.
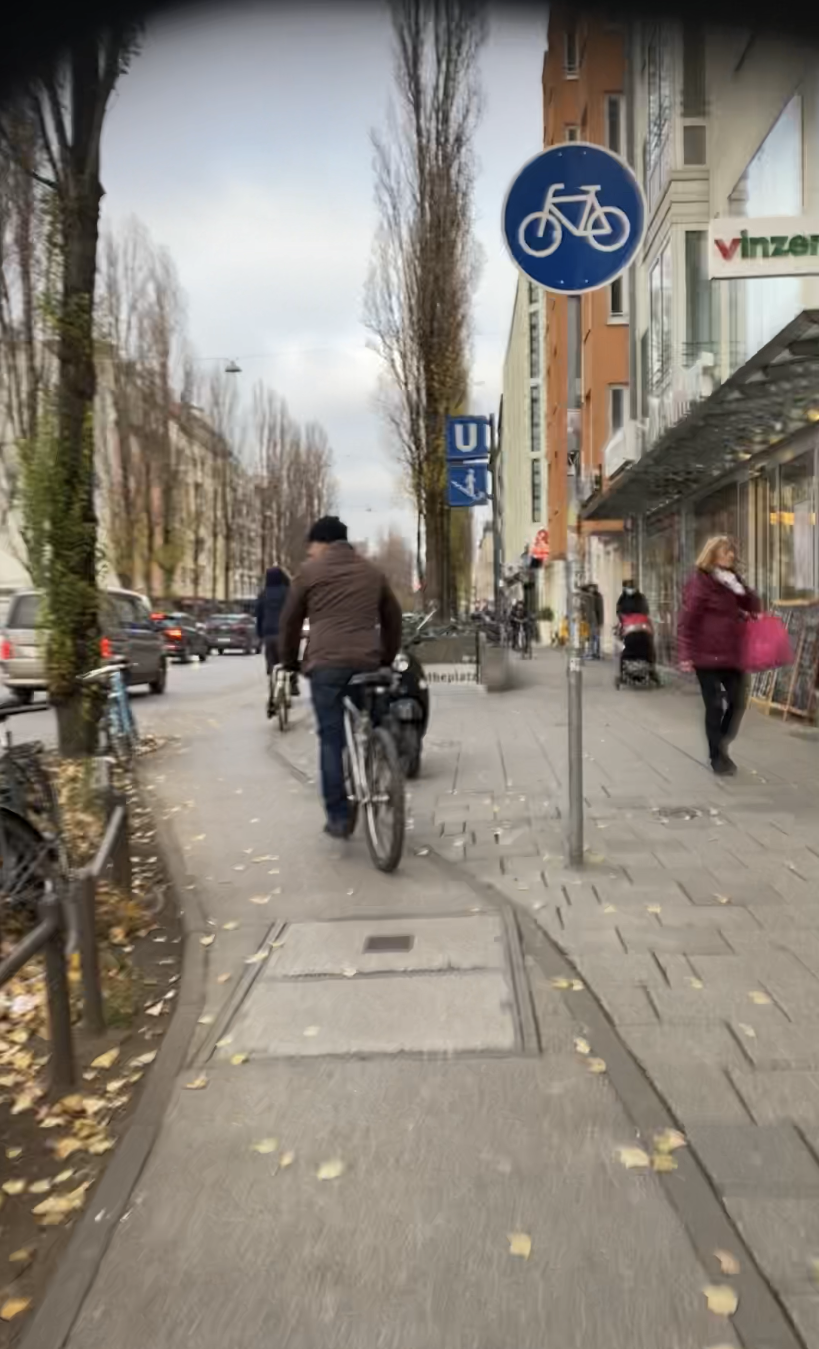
[708,215,819,279]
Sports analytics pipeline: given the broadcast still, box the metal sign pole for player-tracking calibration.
[489,414,502,616]
[566,445,584,866]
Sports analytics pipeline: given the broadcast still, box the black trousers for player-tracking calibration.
[695,667,747,763]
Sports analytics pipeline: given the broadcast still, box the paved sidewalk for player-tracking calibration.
[401,652,819,1349]
[24,651,819,1349]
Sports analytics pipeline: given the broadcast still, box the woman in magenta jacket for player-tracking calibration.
[677,535,761,775]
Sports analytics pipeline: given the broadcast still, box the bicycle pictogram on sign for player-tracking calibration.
[502,143,646,295]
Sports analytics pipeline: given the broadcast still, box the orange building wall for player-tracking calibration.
[543,10,628,559]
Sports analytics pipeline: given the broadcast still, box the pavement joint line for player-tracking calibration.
[425,840,807,1349]
[194,916,286,1066]
[18,775,209,1349]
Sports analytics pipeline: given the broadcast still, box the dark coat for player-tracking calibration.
[677,568,760,669]
[280,542,402,674]
[617,589,649,617]
[255,567,290,640]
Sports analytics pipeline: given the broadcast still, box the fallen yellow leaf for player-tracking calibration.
[31,1184,89,1217]
[129,1051,157,1068]
[317,1159,345,1181]
[715,893,731,905]
[587,1058,607,1074]
[2,1180,26,1196]
[216,973,232,984]
[714,1250,740,1276]
[8,1248,34,1265]
[303,1026,320,1038]
[617,1146,650,1169]
[250,1139,278,1154]
[654,1129,686,1154]
[651,1153,678,1172]
[6,1147,22,1159]
[222,921,239,931]
[52,1137,84,1160]
[91,1048,119,1070]
[245,951,268,965]
[230,1053,249,1066]
[686,977,704,989]
[646,904,662,914]
[29,1179,52,1194]
[198,1015,214,1026]
[200,935,215,948]
[748,990,771,1005]
[185,1076,208,1091]
[508,1232,532,1258]
[54,1170,74,1185]
[551,977,584,991]
[737,1023,757,1038]
[703,1285,738,1316]
[1,1298,31,1321]
[603,904,617,914]
[249,895,270,905]
[279,1151,295,1168]
[574,1037,590,1055]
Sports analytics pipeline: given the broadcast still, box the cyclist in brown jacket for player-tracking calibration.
[280,516,403,838]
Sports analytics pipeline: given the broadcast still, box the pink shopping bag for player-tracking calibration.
[741,614,794,673]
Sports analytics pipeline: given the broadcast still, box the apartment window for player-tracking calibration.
[610,274,627,320]
[565,124,579,142]
[640,330,649,418]
[529,385,542,457]
[565,25,578,76]
[527,281,537,306]
[610,386,627,435]
[606,95,624,156]
[528,309,540,380]
[567,296,582,407]
[531,458,543,523]
[646,25,672,208]
[683,125,707,165]
[682,24,706,117]
[649,240,672,389]
[684,230,718,364]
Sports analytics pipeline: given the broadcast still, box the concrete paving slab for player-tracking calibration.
[648,987,791,1025]
[731,1071,819,1126]
[641,1061,753,1124]
[623,1022,749,1067]
[725,1196,819,1293]
[688,1123,819,1196]
[784,1295,819,1349]
[618,927,732,956]
[66,1058,731,1349]
[264,915,507,978]
[219,970,519,1058]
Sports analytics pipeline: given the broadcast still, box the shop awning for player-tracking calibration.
[583,309,819,522]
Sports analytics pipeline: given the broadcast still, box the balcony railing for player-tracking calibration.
[603,420,645,479]
[646,350,718,449]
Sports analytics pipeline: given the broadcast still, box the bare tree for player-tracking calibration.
[365,0,484,618]
[371,526,415,609]
[140,242,187,597]
[206,367,244,601]
[0,27,141,754]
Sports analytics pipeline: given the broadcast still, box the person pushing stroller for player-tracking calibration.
[615,580,660,687]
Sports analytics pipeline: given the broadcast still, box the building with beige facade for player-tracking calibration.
[498,272,547,606]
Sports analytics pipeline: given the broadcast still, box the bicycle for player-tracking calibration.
[0,705,70,932]
[342,670,405,873]
[81,662,138,768]
[267,663,291,732]
[518,182,630,258]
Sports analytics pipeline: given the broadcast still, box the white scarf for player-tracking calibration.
[713,567,745,596]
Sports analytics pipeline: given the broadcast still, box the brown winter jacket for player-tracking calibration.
[279,542,403,674]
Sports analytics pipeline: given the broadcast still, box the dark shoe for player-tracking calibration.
[710,753,736,776]
[323,819,350,840]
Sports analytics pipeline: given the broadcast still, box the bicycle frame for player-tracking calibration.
[536,183,605,238]
[343,697,370,806]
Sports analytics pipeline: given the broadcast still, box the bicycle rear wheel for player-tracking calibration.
[363,727,404,873]
[342,747,359,837]
[0,808,58,931]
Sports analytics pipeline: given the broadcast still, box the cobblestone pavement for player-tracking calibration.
[408,652,819,1348]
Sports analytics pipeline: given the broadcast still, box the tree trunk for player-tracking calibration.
[50,173,102,756]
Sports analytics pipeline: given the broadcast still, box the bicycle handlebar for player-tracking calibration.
[81,663,129,686]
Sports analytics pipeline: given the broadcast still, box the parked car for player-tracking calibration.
[0,588,168,703]
[152,611,209,664]
[205,612,260,655]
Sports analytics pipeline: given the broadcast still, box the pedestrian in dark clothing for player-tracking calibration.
[280,516,403,839]
[255,566,292,678]
[590,583,604,658]
[677,535,760,776]
[616,580,649,618]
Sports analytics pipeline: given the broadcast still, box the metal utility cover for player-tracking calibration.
[364,934,414,954]
[263,915,506,979]
[217,971,517,1058]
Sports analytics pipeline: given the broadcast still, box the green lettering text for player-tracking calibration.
[789,234,809,256]
[741,230,749,259]
[771,236,788,257]
[749,237,770,258]
[810,235,819,255]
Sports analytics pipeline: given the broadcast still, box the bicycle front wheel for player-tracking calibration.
[363,727,404,873]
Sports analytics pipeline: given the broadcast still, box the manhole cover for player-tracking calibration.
[363,934,414,954]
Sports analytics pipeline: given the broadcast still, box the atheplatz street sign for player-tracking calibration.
[502,142,646,295]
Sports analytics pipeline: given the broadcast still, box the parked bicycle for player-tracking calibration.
[81,662,139,768]
[342,670,405,873]
[0,705,69,931]
[266,662,291,732]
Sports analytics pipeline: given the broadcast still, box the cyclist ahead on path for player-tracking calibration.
[255,566,294,683]
[279,516,403,840]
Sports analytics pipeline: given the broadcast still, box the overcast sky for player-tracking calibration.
[100,1,546,550]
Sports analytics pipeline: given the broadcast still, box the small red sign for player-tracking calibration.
[531,528,550,561]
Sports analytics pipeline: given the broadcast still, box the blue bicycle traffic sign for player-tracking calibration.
[502,143,646,294]
[446,415,491,462]
[447,462,489,508]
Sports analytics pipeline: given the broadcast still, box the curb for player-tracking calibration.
[20,776,208,1349]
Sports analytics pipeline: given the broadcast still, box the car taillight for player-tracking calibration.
[0,638,12,660]
[166,628,182,640]
[100,636,113,660]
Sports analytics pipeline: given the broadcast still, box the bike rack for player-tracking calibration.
[72,792,132,1035]
[0,883,75,1096]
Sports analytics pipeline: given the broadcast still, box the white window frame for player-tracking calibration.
[564,27,579,77]
[605,94,625,157]
[609,273,628,323]
[609,385,628,436]
[565,124,579,143]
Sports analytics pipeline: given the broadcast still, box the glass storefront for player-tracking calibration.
[778,451,817,600]
[643,512,683,665]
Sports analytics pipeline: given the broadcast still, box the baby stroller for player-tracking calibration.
[614,612,660,689]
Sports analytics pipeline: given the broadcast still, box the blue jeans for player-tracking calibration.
[309,668,359,826]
